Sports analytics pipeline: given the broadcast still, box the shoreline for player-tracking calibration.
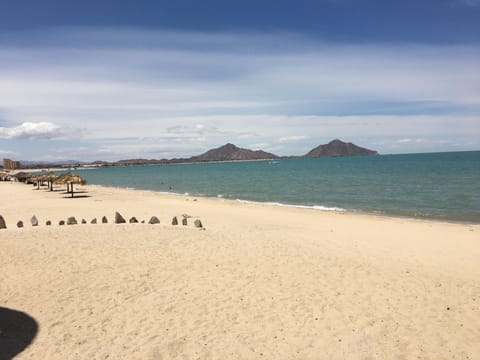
[4,179,479,226]
[86,183,480,226]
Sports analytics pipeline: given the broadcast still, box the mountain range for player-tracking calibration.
[14,139,377,168]
[109,139,376,166]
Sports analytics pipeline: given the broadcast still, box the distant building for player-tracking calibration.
[3,158,21,170]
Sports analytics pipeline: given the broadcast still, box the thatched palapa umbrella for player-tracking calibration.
[0,172,11,181]
[54,173,87,197]
[42,172,59,191]
[30,175,44,189]
[14,172,32,183]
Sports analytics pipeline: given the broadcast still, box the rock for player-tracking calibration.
[0,215,6,229]
[81,219,87,224]
[31,215,38,227]
[46,220,51,226]
[59,220,65,226]
[182,217,188,226]
[171,216,178,225]
[102,216,108,224]
[141,220,145,224]
[149,216,160,225]
[91,218,97,224]
[17,220,23,228]
[115,211,126,224]
[67,217,78,225]
[129,217,139,224]
[194,219,203,228]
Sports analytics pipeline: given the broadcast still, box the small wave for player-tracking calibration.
[234,199,345,212]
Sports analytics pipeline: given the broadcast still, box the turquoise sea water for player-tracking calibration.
[78,151,480,223]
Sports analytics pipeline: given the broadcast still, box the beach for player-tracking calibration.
[1,181,479,359]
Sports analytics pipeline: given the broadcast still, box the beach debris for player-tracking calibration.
[30,215,39,227]
[115,211,126,224]
[102,216,108,224]
[182,216,188,226]
[0,215,6,229]
[129,217,139,224]
[171,216,178,225]
[46,220,51,226]
[67,217,78,225]
[91,218,97,224]
[149,216,160,224]
[59,220,65,226]
[194,219,203,228]
[81,219,87,224]
[17,220,23,228]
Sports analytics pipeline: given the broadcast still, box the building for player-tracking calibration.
[3,158,21,170]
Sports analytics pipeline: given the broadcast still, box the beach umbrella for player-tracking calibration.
[13,172,32,183]
[30,175,44,189]
[54,173,87,197]
[42,172,59,191]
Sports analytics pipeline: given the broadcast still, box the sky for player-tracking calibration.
[0,0,479,161]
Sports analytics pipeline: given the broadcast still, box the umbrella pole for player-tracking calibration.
[71,184,74,198]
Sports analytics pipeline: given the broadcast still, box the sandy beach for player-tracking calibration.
[1,181,479,359]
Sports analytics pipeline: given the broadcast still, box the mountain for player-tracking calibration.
[304,139,377,158]
[190,143,278,162]
[19,160,88,166]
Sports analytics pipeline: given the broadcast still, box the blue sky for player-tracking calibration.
[0,0,479,161]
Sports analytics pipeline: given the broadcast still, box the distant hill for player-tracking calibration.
[190,143,278,162]
[304,139,377,158]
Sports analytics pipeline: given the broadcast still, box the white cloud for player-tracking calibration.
[0,122,63,140]
[279,135,308,142]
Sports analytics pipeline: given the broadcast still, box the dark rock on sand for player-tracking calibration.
[91,218,97,224]
[171,216,178,225]
[17,220,23,228]
[59,220,65,226]
[115,212,126,224]
[141,220,145,224]
[81,219,87,224]
[194,219,203,228]
[129,217,139,224]
[182,217,188,226]
[0,215,6,229]
[31,216,38,227]
[46,220,51,226]
[102,216,108,224]
[149,216,160,224]
[67,217,78,225]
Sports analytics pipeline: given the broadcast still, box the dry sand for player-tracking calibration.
[1,181,479,359]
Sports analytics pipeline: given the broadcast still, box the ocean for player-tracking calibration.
[76,151,480,224]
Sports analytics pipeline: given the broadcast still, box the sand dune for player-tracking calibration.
[1,182,479,359]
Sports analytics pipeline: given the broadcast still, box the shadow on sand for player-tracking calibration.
[0,307,38,360]
[62,195,91,199]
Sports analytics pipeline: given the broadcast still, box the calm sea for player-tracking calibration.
[76,151,480,223]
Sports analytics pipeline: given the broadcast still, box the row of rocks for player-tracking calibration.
[0,213,203,229]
